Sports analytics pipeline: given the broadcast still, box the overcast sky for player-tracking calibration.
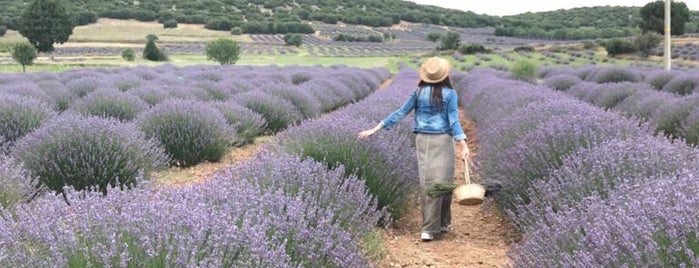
[408,0,699,16]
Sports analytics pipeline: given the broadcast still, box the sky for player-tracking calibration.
[408,0,699,16]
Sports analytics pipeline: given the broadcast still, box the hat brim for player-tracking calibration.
[419,65,450,83]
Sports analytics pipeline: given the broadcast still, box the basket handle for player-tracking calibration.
[463,158,471,185]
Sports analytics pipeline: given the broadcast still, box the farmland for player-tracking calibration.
[2,1,699,266]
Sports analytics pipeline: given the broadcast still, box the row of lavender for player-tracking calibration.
[539,66,699,145]
[0,65,395,266]
[457,68,699,267]
[0,64,389,205]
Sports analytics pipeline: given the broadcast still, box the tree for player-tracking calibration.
[639,1,690,35]
[143,35,166,61]
[439,31,461,50]
[284,33,302,47]
[18,0,75,53]
[12,43,37,72]
[635,32,662,58]
[206,38,240,65]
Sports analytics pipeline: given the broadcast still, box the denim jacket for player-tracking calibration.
[381,85,467,141]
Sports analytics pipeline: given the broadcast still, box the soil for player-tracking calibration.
[376,109,520,268]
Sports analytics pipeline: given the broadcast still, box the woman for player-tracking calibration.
[358,57,468,241]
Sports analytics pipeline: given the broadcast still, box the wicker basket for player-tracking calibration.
[454,158,485,205]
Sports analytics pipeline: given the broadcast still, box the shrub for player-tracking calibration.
[614,89,673,122]
[143,37,166,61]
[262,85,321,120]
[233,91,302,133]
[213,101,266,146]
[543,74,581,91]
[651,96,699,140]
[284,33,303,47]
[511,59,538,82]
[218,150,383,234]
[11,114,168,196]
[163,19,177,29]
[603,38,637,57]
[458,43,486,54]
[591,67,640,83]
[278,114,417,221]
[230,27,243,35]
[0,155,34,209]
[65,76,104,97]
[121,48,135,61]
[69,87,148,121]
[206,38,240,65]
[0,94,56,150]
[137,99,233,167]
[684,108,699,145]
[511,169,699,267]
[205,17,232,31]
[0,25,6,37]
[517,136,698,228]
[592,82,638,110]
[126,85,170,106]
[661,74,699,95]
[644,70,676,90]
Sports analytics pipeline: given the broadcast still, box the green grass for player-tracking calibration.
[0,53,413,73]
[360,229,386,263]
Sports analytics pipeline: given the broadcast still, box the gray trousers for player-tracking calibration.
[416,133,454,234]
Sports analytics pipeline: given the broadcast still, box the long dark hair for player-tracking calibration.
[418,76,453,111]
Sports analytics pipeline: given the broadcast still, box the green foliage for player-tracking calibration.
[639,1,691,35]
[514,46,535,53]
[426,182,459,197]
[334,34,383,42]
[583,41,597,49]
[74,11,97,26]
[230,27,243,35]
[162,19,177,29]
[121,48,135,61]
[206,38,240,65]
[142,34,167,61]
[603,38,638,57]
[18,0,75,53]
[284,33,303,47]
[439,31,461,51]
[458,43,487,54]
[205,17,232,31]
[0,25,6,37]
[511,59,538,82]
[427,32,441,42]
[11,42,37,72]
[635,32,662,58]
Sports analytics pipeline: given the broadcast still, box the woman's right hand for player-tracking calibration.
[357,123,383,139]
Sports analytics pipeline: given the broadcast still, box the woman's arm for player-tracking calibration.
[447,90,469,159]
[357,90,417,139]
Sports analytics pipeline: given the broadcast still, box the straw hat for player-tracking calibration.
[419,57,451,83]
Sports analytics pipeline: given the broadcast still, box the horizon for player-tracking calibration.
[408,0,699,16]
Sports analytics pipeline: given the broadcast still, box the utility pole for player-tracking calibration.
[664,0,671,70]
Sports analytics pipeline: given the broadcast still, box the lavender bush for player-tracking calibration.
[591,82,638,110]
[69,87,149,121]
[542,74,581,91]
[136,99,234,167]
[651,95,699,140]
[261,85,321,120]
[517,136,699,228]
[213,101,267,146]
[11,114,168,196]
[233,91,303,134]
[511,170,699,267]
[0,155,33,209]
[64,76,105,98]
[644,69,676,90]
[590,66,640,84]
[661,73,699,96]
[126,85,171,106]
[0,94,57,150]
[683,107,699,145]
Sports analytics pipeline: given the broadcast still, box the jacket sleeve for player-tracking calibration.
[381,90,417,130]
[447,90,467,141]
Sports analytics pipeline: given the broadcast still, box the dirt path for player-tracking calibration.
[377,109,519,268]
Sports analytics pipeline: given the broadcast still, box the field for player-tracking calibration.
[2,16,699,268]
